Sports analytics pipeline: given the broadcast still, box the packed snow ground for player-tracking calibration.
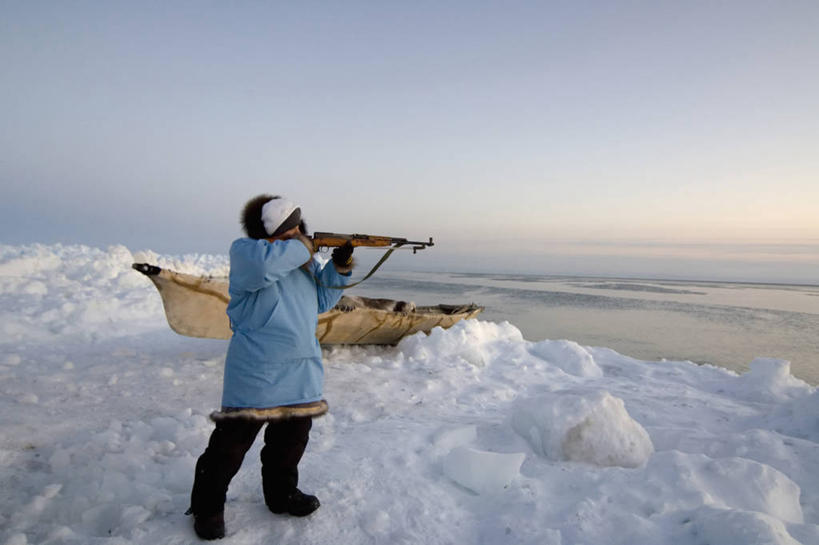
[1,243,817,545]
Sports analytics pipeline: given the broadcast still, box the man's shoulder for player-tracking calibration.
[231,237,257,247]
[230,237,265,254]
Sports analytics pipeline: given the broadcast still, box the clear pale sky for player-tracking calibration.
[2,1,818,282]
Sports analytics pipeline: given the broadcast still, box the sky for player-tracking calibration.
[1,1,818,283]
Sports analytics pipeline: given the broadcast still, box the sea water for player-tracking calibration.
[351,271,819,385]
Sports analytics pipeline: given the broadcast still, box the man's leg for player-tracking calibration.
[190,419,263,538]
[261,417,319,516]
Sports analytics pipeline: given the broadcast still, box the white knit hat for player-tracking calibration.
[261,198,301,236]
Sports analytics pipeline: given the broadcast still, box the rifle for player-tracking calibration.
[311,232,434,254]
[308,232,434,288]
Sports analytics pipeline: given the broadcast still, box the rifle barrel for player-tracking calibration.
[311,232,434,252]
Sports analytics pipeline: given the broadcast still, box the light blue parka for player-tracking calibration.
[221,237,350,409]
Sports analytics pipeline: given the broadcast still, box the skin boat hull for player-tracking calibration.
[133,263,483,345]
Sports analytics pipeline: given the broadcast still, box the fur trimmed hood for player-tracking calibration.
[210,400,329,423]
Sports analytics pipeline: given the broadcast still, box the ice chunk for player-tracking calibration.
[443,446,525,495]
[528,339,603,378]
[512,390,653,467]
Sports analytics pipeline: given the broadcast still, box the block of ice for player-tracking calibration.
[512,390,653,467]
[443,446,525,495]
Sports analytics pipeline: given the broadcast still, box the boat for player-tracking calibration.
[132,263,483,345]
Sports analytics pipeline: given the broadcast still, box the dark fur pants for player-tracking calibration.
[190,417,313,516]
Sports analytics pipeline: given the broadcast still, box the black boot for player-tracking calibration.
[193,511,225,540]
[267,489,320,517]
[261,418,317,516]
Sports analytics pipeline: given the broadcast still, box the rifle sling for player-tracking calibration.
[313,243,402,290]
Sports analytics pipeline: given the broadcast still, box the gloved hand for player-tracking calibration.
[332,241,354,269]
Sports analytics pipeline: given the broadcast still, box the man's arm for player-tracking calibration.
[313,243,354,313]
[230,238,312,292]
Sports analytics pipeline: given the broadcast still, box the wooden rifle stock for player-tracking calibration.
[311,232,434,254]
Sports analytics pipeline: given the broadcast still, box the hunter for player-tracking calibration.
[188,194,354,540]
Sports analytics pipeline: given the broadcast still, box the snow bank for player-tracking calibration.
[1,243,817,545]
[764,390,819,441]
[512,390,654,467]
[528,339,603,378]
[691,508,802,545]
[0,244,155,343]
[398,318,523,367]
[0,243,228,344]
[643,451,803,523]
[430,425,477,455]
[723,357,812,403]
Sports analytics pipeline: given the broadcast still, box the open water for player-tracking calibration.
[351,271,819,385]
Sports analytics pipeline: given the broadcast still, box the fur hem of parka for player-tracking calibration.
[210,399,329,423]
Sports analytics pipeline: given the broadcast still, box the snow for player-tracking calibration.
[528,340,603,378]
[1,243,818,545]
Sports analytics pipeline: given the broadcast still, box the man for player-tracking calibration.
[189,195,353,540]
